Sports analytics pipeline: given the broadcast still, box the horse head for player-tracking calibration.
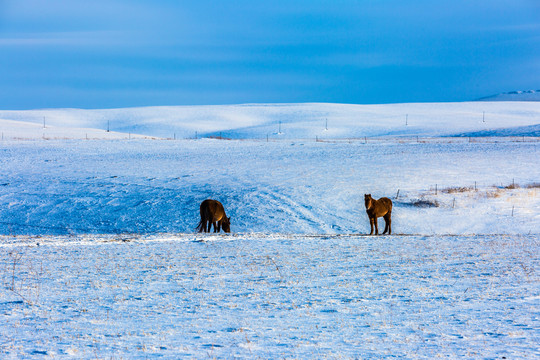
[364,194,373,209]
[222,216,231,233]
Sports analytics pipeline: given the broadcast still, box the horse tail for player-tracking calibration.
[196,218,204,232]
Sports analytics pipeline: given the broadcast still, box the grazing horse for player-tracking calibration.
[196,199,231,233]
[364,194,392,235]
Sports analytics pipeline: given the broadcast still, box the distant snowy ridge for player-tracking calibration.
[477,90,540,102]
[1,101,539,140]
[456,124,540,137]
[0,118,158,140]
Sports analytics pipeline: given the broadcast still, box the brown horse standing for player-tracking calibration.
[364,194,392,235]
[196,199,231,233]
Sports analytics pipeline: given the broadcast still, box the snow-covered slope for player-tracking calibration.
[456,123,540,137]
[1,101,539,139]
[0,119,157,140]
[478,90,540,102]
[1,139,538,236]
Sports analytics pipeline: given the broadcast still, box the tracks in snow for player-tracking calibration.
[253,186,330,233]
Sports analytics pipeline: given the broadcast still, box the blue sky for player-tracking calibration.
[0,0,539,109]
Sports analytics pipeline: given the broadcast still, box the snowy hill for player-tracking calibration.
[1,101,539,140]
[0,119,158,140]
[456,123,540,137]
[1,139,539,236]
[477,90,540,102]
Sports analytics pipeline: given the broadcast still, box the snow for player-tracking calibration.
[478,90,540,102]
[1,101,540,139]
[0,119,157,141]
[1,101,539,358]
[1,234,538,358]
[1,139,539,236]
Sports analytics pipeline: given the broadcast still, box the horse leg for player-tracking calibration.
[369,217,374,235]
[383,212,392,235]
[374,217,379,235]
[217,221,221,233]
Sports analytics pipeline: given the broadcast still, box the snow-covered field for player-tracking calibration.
[2,101,540,139]
[1,102,539,358]
[1,139,539,236]
[1,233,538,359]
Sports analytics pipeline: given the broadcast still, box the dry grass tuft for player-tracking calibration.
[442,186,474,194]
[504,183,520,190]
[484,189,505,198]
[410,199,440,208]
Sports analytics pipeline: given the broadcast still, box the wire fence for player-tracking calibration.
[2,124,540,144]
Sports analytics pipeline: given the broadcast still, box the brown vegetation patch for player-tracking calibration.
[442,186,474,194]
[504,183,520,190]
[411,199,440,208]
